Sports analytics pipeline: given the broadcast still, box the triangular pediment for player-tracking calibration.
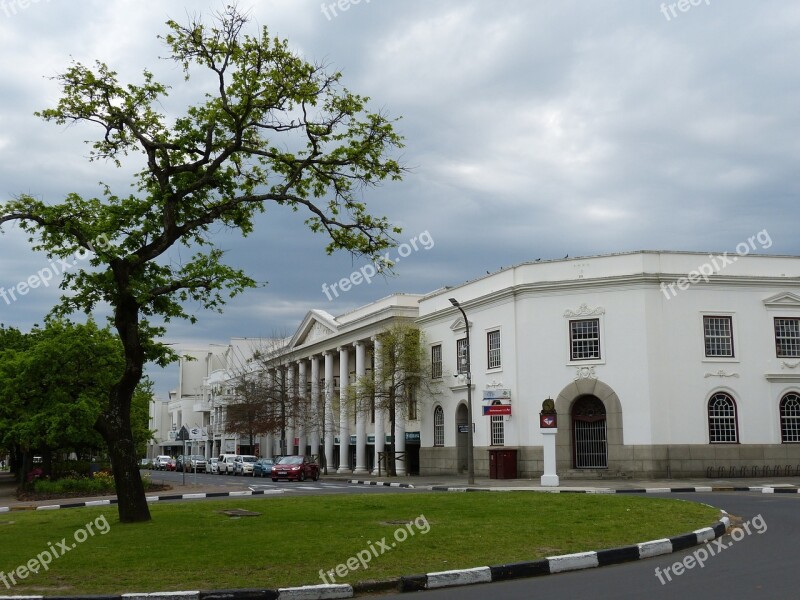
[290,310,339,348]
[450,317,472,332]
[763,292,800,309]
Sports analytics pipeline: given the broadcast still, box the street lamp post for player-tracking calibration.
[449,298,475,485]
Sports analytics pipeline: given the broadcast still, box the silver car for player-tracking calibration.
[233,455,258,476]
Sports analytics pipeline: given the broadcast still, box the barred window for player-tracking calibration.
[704,316,734,357]
[433,406,444,447]
[408,389,418,421]
[780,393,800,443]
[431,344,443,379]
[487,330,501,369]
[456,338,469,374]
[775,318,800,358]
[708,392,738,443]
[570,319,601,361]
[490,415,505,446]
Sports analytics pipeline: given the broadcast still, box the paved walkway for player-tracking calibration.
[2,469,799,510]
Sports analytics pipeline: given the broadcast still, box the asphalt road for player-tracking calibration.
[146,468,415,496]
[373,492,798,600]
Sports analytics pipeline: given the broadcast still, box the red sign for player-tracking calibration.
[483,405,512,416]
[539,414,557,428]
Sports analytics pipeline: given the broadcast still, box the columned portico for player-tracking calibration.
[310,355,321,457]
[372,336,385,475]
[354,340,368,474]
[323,351,335,472]
[337,345,351,473]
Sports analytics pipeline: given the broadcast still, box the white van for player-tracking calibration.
[217,454,238,475]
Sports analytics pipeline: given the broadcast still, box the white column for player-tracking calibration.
[540,428,559,486]
[298,360,308,455]
[285,365,295,456]
[354,341,368,474]
[310,355,321,457]
[371,336,385,475]
[337,345,351,473]
[265,433,274,459]
[324,351,335,473]
[395,408,406,476]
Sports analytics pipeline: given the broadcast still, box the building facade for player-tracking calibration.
[418,251,800,477]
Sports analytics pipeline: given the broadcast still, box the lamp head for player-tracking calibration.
[449,298,459,307]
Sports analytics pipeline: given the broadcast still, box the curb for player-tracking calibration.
[2,483,783,513]
[0,513,731,599]
[428,485,771,494]
[348,480,415,489]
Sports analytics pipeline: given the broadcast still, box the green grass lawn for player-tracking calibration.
[0,493,720,595]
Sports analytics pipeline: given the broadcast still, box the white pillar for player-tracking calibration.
[310,355,321,458]
[265,433,274,459]
[298,360,307,455]
[354,341,368,474]
[394,413,406,476]
[324,351,335,473]
[371,336,385,475]
[337,345,351,473]
[285,365,295,456]
[540,429,559,486]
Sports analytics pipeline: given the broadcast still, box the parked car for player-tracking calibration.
[253,458,275,477]
[207,457,219,474]
[165,458,177,471]
[272,455,320,481]
[218,455,238,475]
[153,455,172,470]
[186,455,207,472]
[233,455,258,476]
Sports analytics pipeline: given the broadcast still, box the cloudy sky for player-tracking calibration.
[1,0,799,398]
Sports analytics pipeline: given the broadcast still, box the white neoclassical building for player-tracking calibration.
[418,250,800,478]
[160,250,800,478]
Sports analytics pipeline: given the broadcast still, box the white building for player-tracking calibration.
[159,250,800,478]
[418,251,800,477]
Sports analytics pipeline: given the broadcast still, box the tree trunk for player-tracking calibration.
[100,415,150,523]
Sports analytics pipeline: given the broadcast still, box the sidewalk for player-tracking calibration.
[2,468,799,511]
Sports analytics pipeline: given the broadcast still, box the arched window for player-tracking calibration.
[780,393,800,443]
[708,393,738,443]
[433,406,444,447]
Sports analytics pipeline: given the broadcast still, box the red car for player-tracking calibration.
[165,458,177,471]
[272,455,320,482]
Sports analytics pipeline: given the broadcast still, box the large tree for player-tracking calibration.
[0,7,403,521]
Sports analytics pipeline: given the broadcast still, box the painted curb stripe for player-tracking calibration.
[399,574,427,593]
[596,545,640,566]
[199,590,279,600]
[638,538,672,559]
[489,559,550,581]
[669,532,700,552]
[547,551,599,573]
[276,583,352,599]
[426,567,492,589]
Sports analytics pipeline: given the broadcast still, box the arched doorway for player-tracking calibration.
[572,395,608,469]
[456,403,468,473]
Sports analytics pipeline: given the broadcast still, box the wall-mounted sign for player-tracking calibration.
[405,431,421,442]
[483,404,512,416]
[483,389,511,401]
[539,414,557,428]
[458,424,470,433]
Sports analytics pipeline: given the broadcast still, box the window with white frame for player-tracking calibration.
[708,392,738,443]
[775,318,800,358]
[490,415,504,446]
[487,330,501,369]
[431,344,442,379]
[456,338,468,374]
[569,319,601,361]
[408,389,418,421]
[703,316,734,358]
[780,393,800,443]
[433,406,444,447]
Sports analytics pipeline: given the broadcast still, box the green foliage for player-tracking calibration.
[0,6,404,520]
[32,471,155,495]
